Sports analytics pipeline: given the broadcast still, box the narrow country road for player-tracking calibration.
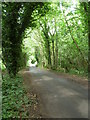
[29,67,88,118]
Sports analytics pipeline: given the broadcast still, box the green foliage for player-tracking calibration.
[2,2,88,77]
[88,2,90,79]
[23,2,88,76]
[31,59,36,64]
[2,2,45,77]
[2,74,30,118]
[21,51,29,68]
[1,63,6,72]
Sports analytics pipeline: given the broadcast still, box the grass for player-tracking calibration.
[2,74,30,119]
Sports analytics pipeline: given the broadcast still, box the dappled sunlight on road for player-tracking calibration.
[41,76,53,81]
[56,86,80,97]
[78,100,88,117]
[29,67,88,118]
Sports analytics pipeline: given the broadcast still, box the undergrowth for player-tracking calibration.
[2,74,30,119]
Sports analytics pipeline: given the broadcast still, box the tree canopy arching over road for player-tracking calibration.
[2,2,49,76]
[1,1,90,119]
[2,2,89,77]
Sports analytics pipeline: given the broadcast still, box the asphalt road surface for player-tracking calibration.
[29,67,88,118]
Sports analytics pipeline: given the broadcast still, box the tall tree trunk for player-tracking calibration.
[52,39,55,67]
[47,39,51,66]
[42,16,51,67]
[55,42,58,69]
[55,18,58,69]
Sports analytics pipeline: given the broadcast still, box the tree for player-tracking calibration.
[2,2,44,77]
[39,17,52,67]
[22,2,88,76]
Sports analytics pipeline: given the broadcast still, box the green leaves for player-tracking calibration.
[2,1,88,77]
[2,3,46,77]
[2,74,30,118]
[23,2,88,76]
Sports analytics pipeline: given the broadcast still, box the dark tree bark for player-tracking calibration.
[52,38,55,67]
[47,39,51,66]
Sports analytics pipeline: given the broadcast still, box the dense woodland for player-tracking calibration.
[1,1,90,118]
[2,2,89,77]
